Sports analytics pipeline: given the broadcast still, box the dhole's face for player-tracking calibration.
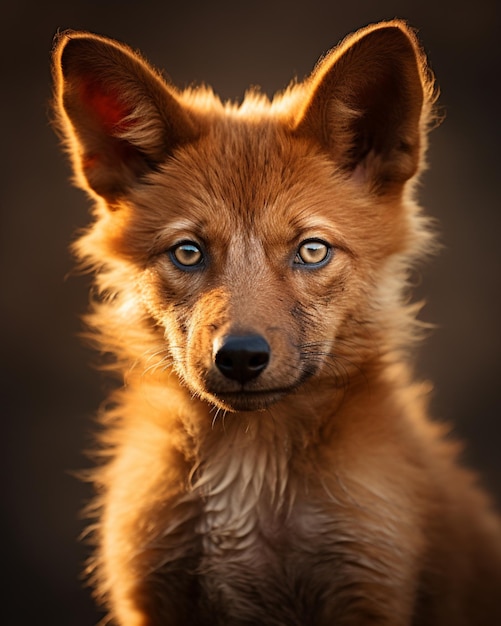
[54,26,425,413]
[107,122,402,412]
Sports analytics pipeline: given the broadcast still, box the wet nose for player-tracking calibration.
[214,334,271,384]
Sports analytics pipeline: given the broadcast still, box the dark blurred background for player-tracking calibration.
[2,1,500,624]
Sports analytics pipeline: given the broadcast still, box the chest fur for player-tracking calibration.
[187,433,340,623]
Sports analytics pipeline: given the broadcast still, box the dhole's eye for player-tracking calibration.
[294,239,332,267]
[169,241,204,269]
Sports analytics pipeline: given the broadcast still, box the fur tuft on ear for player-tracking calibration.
[294,21,436,191]
[52,31,199,202]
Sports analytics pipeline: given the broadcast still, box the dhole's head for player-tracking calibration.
[53,22,435,412]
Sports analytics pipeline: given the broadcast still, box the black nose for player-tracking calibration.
[214,334,271,384]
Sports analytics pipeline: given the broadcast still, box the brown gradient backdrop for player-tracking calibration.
[2,1,500,624]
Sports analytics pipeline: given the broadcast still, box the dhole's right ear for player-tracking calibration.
[52,31,199,203]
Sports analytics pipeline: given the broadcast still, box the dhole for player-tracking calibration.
[52,21,501,625]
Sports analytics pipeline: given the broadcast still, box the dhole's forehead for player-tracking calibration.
[149,121,354,224]
[175,117,334,189]
[145,164,351,253]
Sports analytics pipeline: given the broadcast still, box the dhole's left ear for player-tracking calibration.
[52,31,199,203]
[294,21,434,190]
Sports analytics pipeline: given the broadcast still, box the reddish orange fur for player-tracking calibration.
[53,21,501,625]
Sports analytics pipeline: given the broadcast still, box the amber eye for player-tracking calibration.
[169,241,204,269]
[294,239,331,267]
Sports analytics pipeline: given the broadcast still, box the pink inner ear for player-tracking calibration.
[80,78,132,132]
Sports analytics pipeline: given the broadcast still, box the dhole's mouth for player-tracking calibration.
[209,388,293,412]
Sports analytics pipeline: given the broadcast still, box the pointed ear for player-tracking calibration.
[294,21,434,190]
[52,31,199,202]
